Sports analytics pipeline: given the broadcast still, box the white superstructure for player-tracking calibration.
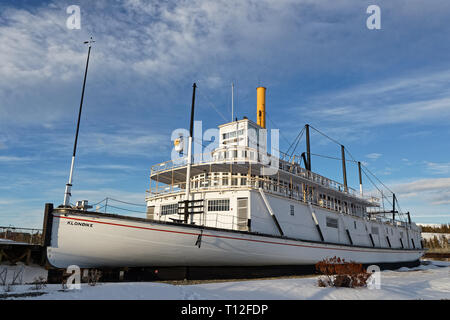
[146,116,422,252]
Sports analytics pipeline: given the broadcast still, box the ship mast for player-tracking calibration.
[305,124,311,171]
[184,83,197,222]
[231,82,234,121]
[62,37,95,207]
[358,161,363,196]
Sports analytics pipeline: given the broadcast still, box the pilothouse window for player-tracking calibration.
[222,130,244,140]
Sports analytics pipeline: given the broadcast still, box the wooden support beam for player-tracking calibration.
[26,248,31,265]
[42,203,54,247]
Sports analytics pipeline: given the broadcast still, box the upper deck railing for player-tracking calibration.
[150,146,380,205]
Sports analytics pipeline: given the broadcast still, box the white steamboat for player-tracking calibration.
[43,84,424,270]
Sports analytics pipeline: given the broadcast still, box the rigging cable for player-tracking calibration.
[286,127,306,160]
[266,112,294,147]
[91,198,107,206]
[304,125,405,217]
[197,87,229,123]
[105,204,147,214]
[106,198,146,207]
[360,163,395,195]
[359,168,407,222]
[309,125,342,146]
[310,152,358,163]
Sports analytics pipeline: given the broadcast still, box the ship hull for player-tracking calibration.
[45,209,424,269]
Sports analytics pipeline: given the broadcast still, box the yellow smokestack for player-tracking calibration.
[257,86,266,128]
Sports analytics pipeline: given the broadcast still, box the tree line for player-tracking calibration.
[420,224,450,233]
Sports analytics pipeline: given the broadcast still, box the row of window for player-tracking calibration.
[160,199,231,215]
[160,203,178,215]
[191,173,249,189]
[215,150,255,160]
[222,129,244,140]
[319,193,364,216]
[188,173,367,219]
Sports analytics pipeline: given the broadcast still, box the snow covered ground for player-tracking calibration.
[1,260,449,300]
[0,239,28,245]
[0,263,48,284]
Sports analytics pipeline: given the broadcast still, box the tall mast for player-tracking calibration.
[305,124,311,171]
[358,161,363,196]
[341,145,348,192]
[63,37,95,207]
[184,83,197,223]
[392,193,396,221]
[231,82,234,122]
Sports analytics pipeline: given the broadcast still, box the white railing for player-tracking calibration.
[150,147,379,204]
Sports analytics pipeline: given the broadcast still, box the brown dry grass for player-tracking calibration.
[315,256,372,288]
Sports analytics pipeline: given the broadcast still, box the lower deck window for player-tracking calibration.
[208,199,230,212]
[161,203,178,215]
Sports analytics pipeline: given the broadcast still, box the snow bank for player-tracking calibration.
[0,263,48,284]
[2,261,447,300]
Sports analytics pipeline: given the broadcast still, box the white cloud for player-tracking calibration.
[0,156,33,162]
[393,177,450,206]
[299,93,450,129]
[3,0,449,128]
[394,177,450,193]
[425,161,450,175]
[290,66,450,134]
[366,153,382,160]
[79,129,170,158]
[78,164,137,171]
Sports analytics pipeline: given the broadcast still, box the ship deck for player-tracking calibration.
[149,156,378,207]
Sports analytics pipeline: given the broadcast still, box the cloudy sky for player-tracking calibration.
[0,0,449,228]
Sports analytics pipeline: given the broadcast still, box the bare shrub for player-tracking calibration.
[88,269,102,286]
[60,272,69,291]
[0,267,7,286]
[2,284,14,293]
[29,276,47,291]
[11,266,24,285]
[315,256,372,288]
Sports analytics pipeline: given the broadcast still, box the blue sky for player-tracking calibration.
[0,0,449,228]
